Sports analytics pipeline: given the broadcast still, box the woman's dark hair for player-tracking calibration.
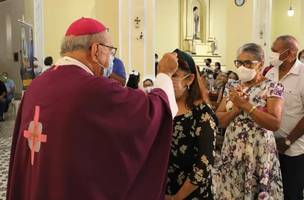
[227,71,239,80]
[298,49,304,60]
[177,53,202,109]
[44,56,53,66]
[143,78,153,85]
[215,62,221,69]
[127,71,140,89]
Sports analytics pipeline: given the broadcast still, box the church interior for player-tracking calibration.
[1,0,304,199]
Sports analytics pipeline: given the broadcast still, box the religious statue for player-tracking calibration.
[193,6,200,39]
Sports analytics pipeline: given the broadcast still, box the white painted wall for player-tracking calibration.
[272,0,304,50]
[156,0,180,58]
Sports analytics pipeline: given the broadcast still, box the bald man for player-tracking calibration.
[7,18,178,200]
[267,35,304,199]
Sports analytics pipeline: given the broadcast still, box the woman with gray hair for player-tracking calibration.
[214,43,284,199]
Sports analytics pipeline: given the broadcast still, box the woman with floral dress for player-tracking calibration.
[165,49,217,200]
[215,43,284,199]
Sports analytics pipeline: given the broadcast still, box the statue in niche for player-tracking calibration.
[193,6,200,40]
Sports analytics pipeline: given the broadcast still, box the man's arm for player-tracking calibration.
[287,116,304,144]
[154,53,178,117]
[109,73,126,86]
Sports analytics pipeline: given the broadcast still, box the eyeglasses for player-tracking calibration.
[171,74,191,81]
[98,43,117,56]
[234,60,260,69]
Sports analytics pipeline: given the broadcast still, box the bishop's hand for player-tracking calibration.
[157,53,178,77]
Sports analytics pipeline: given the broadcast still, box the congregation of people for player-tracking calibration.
[5,17,304,200]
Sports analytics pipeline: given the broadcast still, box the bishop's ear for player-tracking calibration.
[90,43,100,62]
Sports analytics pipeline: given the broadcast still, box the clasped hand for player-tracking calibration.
[229,86,250,112]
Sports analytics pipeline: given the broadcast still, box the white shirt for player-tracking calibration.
[266,60,304,156]
[55,56,178,118]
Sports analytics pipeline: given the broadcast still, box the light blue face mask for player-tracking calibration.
[103,55,114,77]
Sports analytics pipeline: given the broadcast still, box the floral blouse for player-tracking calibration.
[166,103,217,200]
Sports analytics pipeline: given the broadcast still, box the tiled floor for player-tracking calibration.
[0,109,15,200]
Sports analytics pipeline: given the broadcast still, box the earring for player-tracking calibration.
[187,85,190,90]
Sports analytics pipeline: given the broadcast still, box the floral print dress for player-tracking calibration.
[166,104,217,200]
[214,79,284,200]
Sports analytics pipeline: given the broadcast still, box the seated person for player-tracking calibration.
[0,79,7,121]
[0,72,15,113]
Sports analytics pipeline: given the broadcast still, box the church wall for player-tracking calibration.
[95,0,119,49]
[272,0,304,51]
[117,0,156,80]
[43,0,155,80]
[156,0,180,60]
[225,0,254,70]
[43,0,97,61]
[210,0,227,68]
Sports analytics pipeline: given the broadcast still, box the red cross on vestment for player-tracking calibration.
[23,106,47,166]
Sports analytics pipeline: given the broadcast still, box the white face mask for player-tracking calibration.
[33,61,39,66]
[236,66,257,83]
[269,49,288,68]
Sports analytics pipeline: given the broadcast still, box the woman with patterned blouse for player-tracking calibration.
[215,43,284,199]
[165,49,217,200]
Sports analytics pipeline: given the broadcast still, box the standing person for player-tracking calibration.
[143,78,154,88]
[108,57,126,86]
[6,17,179,200]
[213,62,221,79]
[126,70,140,89]
[215,43,284,199]
[165,49,217,200]
[227,71,239,81]
[42,56,54,73]
[267,35,304,200]
[155,53,159,76]
[298,49,304,63]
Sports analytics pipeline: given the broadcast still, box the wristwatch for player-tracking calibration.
[285,138,291,146]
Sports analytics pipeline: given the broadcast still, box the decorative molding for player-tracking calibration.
[118,0,122,57]
[143,0,147,75]
[33,0,44,64]
[128,0,132,72]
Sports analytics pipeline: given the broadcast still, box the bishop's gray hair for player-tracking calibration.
[237,43,264,61]
[60,32,107,56]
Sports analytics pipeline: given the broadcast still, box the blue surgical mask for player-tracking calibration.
[103,55,114,77]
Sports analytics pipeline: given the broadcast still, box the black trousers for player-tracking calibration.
[279,153,304,200]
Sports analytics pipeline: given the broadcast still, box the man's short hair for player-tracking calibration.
[276,35,299,52]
